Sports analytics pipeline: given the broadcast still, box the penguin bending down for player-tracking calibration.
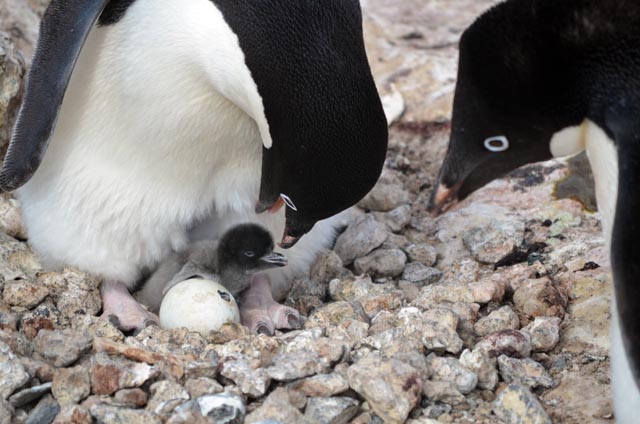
[138,224,294,335]
[426,0,640,420]
[1,0,387,332]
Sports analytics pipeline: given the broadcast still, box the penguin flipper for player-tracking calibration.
[0,0,111,192]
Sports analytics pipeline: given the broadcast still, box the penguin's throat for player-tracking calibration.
[583,120,618,244]
[549,119,590,158]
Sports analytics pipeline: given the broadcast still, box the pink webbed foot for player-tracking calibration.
[239,274,301,335]
[100,280,159,331]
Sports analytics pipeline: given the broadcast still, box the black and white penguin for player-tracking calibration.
[1,0,387,332]
[426,0,640,420]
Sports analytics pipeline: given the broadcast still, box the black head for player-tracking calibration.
[217,224,287,274]
[212,0,388,248]
[428,0,639,213]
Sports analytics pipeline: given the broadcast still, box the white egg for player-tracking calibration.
[159,278,240,334]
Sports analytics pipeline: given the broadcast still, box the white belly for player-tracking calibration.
[584,121,618,241]
[583,121,640,420]
[16,0,330,285]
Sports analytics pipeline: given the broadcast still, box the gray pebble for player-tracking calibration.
[33,330,93,367]
[220,356,271,398]
[493,384,552,424]
[523,317,561,352]
[354,249,407,278]
[404,243,438,266]
[0,341,30,399]
[428,355,477,394]
[290,372,350,397]
[304,396,361,424]
[358,183,410,212]
[474,306,521,337]
[245,387,305,424]
[0,399,12,424]
[52,365,91,406]
[459,349,498,391]
[421,307,464,354]
[401,263,442,285]
[475,330,532,359]
[9,382,52,408]
[266,352,327,381]
[497,356,554,389]
[176,393,245,424]
[25,395,60,424]
[91,404,162,424]
[462,218,525,264]
[422,380,465,405]
[372,204,412,233]
[334,215,388,265]
[347,355,421,424]
[2,279,49,309]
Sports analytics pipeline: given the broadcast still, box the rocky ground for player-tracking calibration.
[0,1,614,423]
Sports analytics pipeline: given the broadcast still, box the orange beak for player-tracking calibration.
[427,181,460,216]
[255,196,285,214]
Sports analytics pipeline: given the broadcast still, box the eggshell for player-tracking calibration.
[159,278,240,334]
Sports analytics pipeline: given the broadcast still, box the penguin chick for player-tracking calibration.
[138,223,288,315]
[426,0,640,419]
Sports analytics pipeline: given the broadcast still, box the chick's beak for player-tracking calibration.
[259,252,288,268]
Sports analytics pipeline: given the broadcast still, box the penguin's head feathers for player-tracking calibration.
[212,0,388,246]
[426,0,620,213]
[218,224,287,274]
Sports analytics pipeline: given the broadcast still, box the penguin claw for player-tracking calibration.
[107,314,121,328]
[255,321,274,336]
[239,274,302,335]
[100,280,160,332]
[286,312,301,329]
[144,319,159,328]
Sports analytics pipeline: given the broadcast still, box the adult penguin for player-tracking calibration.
[426,0,640,420]
[1,0,388,333]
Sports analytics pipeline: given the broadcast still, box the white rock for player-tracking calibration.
[159,278,240,334]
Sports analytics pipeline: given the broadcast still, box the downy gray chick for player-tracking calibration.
[138,223,287,313]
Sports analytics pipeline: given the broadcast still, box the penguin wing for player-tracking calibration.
[0,0,111,192]
[161,263,219,296]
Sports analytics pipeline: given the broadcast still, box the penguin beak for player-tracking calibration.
[279,223,305,249]
[259,252,288,268]
[279,234,300,249]
[255,197,285,214]
[427,178,461,216]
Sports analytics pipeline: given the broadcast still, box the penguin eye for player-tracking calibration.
[280,194,298,211]
[243,251,255,258]
[484,136,510,152]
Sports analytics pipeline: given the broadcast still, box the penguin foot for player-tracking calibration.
[239,274,301,335]
[100,280,159,331]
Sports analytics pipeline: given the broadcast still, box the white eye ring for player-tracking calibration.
[484,135,510,152]
[280,194,298,211]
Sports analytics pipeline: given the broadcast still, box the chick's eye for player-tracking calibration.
[484,135,510,152]
[243,251,255,258]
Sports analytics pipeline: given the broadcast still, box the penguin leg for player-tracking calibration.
[100,281,159,331]
[238,274,301,335]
